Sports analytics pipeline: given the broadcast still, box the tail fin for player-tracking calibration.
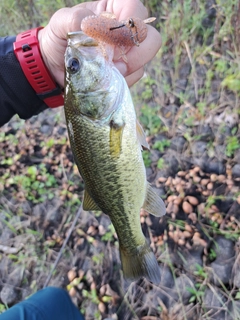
[120,241,161,285]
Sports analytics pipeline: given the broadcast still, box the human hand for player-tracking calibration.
[38,0,161,88]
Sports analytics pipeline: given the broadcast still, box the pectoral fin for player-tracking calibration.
[142,183,166,217]
[109,121,124,158]
[83,190,101,211]
[136,120,149,150]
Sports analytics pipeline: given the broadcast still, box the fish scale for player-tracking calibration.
[64,31,166,284]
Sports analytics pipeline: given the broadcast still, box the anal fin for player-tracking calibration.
[83,190,101,211]
[142,183,166,217]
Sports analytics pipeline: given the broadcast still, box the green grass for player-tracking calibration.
[0,0,83,36]
[139,104,162,135]
[1,164,58,203]
[0,303,7,314]
[226,136,240,157]
[142,150,152,167]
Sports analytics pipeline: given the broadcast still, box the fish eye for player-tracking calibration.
[67,57,80,73]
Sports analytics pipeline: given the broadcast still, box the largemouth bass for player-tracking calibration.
[64,31,166,284]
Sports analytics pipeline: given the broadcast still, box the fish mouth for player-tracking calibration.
[67,31,84,37]
[67,31,98,47]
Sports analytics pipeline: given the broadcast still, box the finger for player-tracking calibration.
[125,67,144,87]
[114,25,161,77]
[125,25,161,75]
[49,7,95,39]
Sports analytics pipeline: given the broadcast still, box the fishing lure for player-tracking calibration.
[109,16,156,46]
[81,13,155,60]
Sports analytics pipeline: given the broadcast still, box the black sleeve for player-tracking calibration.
[0,36,48,127]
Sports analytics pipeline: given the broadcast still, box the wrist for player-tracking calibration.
[13,27,64,108]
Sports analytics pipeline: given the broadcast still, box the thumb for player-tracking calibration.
[48,6,95,39]
[39,7,94,86]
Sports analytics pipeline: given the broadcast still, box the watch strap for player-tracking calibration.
[13,27,64,108]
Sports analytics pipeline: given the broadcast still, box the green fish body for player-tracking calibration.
[64,32,166,284]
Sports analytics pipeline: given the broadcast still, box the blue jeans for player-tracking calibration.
[0,287,84,320]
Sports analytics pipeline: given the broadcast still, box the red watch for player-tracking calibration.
[13,27,64,108]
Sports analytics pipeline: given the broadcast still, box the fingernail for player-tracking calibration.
[114,61,127,76]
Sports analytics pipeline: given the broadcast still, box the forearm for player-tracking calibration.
[0,36,48,127]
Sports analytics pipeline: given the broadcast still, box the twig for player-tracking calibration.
[43,203,83,288]
[60,153,68,182]
[183,40,198,101]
